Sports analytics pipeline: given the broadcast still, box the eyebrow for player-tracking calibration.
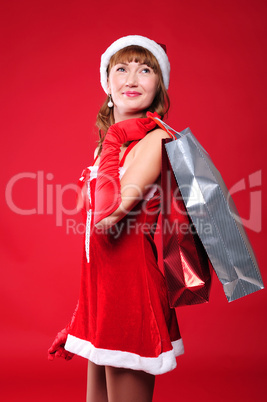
[117,62,148,66]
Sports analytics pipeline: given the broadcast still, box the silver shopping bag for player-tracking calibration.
[153,117,264,302]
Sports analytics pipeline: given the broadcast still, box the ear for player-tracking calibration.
[107,78,111,95]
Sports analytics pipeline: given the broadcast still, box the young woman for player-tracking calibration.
[48,35,184,402]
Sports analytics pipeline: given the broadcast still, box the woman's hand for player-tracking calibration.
[48,328,74,361]
[107,114,158,143]
[48,302,78,361]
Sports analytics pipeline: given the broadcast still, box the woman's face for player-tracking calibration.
[107,61,159,122]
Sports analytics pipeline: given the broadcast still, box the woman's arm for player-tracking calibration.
[95,128,170,229]
[93,147,99,159]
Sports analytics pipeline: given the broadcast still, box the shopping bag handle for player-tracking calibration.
[149,116,182,140]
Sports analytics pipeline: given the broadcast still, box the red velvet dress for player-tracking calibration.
[65,142,184,375]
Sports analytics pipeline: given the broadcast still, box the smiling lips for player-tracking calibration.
[123,91,142,97]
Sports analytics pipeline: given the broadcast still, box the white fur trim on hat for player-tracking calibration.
[100,35,170,94]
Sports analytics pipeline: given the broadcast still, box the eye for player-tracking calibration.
[141,67,152,74]
[116,66,126,72]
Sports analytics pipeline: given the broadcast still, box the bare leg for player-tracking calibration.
[86,360,108,402]
[105,366,155,402]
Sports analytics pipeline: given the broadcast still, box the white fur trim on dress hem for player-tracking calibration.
[65,334,184,375]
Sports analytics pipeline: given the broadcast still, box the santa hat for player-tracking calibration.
[100,35,170,94]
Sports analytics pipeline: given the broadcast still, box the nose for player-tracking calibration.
[126,71,138,87]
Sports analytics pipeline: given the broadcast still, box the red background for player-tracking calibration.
[1,0,266,401]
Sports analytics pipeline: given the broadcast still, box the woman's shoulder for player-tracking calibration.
[137,127,171,150]
[127,127,170,167]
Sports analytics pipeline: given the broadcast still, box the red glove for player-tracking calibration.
[47,328,74,361]
[48,303,78,361]
[94,112,160,225]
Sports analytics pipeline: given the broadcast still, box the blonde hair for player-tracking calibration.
[96,45,170,155]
